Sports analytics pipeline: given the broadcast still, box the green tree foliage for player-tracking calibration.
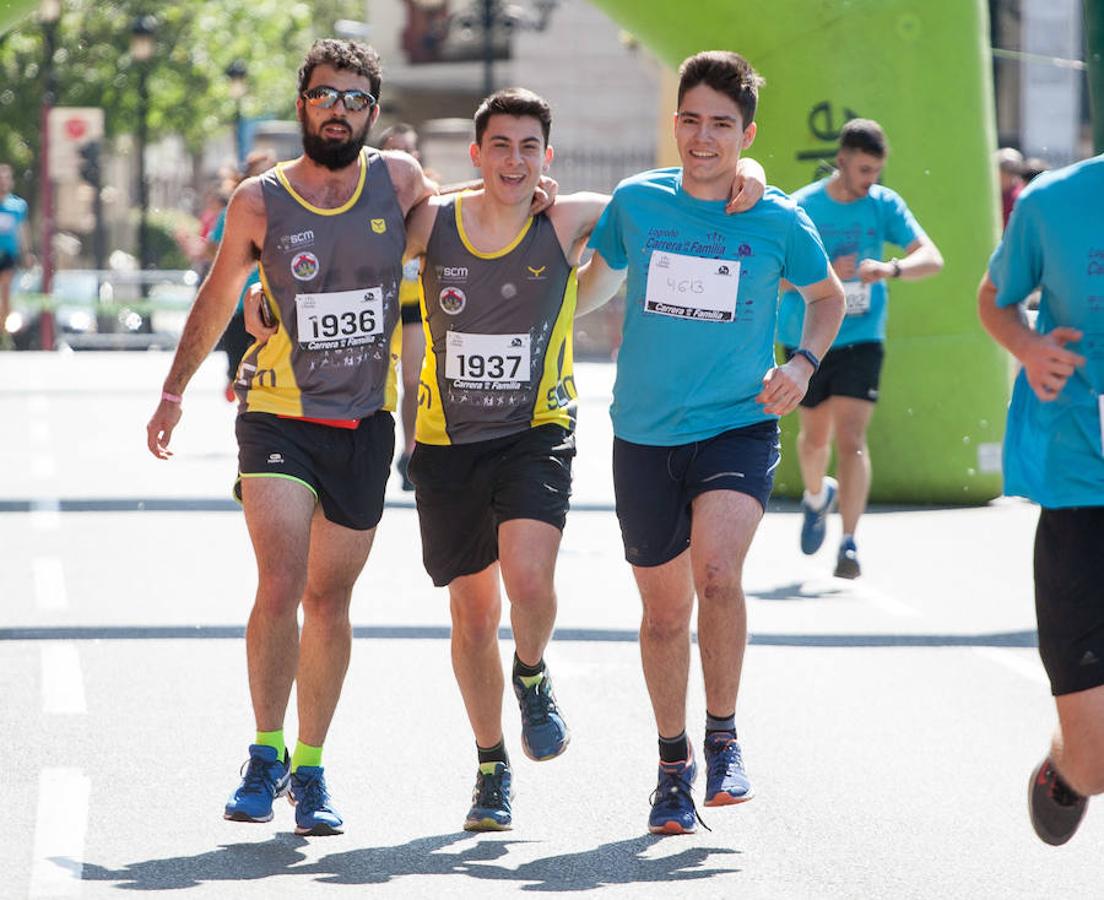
[0,0,361,206]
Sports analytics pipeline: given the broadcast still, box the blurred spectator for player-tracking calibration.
[379,123,425,490]
[1022,157,1051,183]
[0,163,31,350]
[211,148,278,401]
[996,147,1026,228]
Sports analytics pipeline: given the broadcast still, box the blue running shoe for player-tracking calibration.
[464,762,513,832]
[703,732,753,806]
[648,752,708,835]
[289,766,344,836]
[513,669,570,761]
[224,744,290,823]
[800,476,837,555]
[834,536,861,579]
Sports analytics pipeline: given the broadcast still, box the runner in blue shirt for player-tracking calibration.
[777,120,943,578]
[580,50,844,835]
[0,163,32,350]
[978,153,1104,848]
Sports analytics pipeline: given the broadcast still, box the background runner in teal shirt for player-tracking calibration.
[978,153,1104,847]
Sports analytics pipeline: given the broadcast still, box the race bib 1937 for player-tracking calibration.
[295,287,383,350]
[644,251,740,322]
[843,281,872,316]
[445,332,531,385]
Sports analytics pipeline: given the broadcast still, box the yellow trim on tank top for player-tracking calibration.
[531,266,578,431]
[243,262,304,417]
[383,316,401,413]
[275,148,367,217]
[455,192,533,260]
[414,283,451,445]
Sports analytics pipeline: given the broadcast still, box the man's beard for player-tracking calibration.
[299,114,370,171]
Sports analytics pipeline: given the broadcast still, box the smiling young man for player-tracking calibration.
[146,39,439,836]
[578,51,844,834]
[776,119,943,578]
[393,88,766,832]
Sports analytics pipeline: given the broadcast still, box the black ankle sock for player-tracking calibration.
[476,740,509,766]
[658,731,689,764]
[705,710,737,737]
[512,653,544,678]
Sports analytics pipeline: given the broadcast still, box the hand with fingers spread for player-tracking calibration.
[529,175,559,215]
[756,359,811,417]
[1021,326,1085,402]
[146,398,183,460]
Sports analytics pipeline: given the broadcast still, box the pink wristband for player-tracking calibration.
[161,391,183,404]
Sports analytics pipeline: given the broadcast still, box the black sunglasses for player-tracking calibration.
[301,85,376,113]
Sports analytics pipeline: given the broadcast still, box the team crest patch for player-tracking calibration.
[439,286,466,315]
[371,218,387,234]
[291,251,319,281]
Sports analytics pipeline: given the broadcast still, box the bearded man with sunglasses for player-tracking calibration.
[146,39,438,836]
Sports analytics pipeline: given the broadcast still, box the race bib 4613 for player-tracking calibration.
[644,251,740,322]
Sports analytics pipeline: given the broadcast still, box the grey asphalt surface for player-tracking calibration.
[1,351,1098,898]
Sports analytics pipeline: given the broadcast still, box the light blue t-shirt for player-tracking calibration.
[988,154,1104,509]
[776,180,923,348]
[0,193,29,257]
[588,167,829,446]
[210,207,259,313]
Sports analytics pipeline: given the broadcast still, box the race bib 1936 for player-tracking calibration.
[295,287,383,350]
[445,332,531,385]
[843,281,872,316]
[644,251,740,322]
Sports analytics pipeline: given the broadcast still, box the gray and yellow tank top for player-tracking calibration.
[416,193,577,445]
[237,148,404,419]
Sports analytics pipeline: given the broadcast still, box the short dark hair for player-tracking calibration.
[298,39,382,104]
[839,118,888,157]
[677,51,764,127]
[378,123,417,148]
[473,88,552,145]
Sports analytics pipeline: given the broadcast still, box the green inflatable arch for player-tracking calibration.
[0,0,38,35]
[592,0,1008,503]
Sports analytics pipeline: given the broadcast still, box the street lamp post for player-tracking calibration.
[38,0,60,349]
[226,60,247,167]
[130,14,156,301]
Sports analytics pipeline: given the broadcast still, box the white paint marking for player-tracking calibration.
[29,768,90,897]
[31,455,57,480]
[41,644,87,715]
[31,498,61,532]
[33,557,68,611]
[974,646,1049,686]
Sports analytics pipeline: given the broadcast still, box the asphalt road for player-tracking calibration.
[0,351,1097,898]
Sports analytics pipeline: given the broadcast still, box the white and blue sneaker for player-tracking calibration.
[224,745,291,823]
[800,476,837,555]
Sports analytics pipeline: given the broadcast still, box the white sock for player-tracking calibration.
[803,486,828,509]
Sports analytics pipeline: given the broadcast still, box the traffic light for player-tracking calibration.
[78,140,101,186]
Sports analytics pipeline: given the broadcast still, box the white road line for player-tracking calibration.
[33,557,68,611]
[29,768,90,897]
[974,646,1049,686]
[31,498,61,532]
[41,644,87,715]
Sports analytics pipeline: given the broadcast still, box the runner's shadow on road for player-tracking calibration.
[63,832,739,891]
[313,833,741,890]
[749,581,845,602]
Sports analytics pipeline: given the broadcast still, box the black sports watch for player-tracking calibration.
[792,347,820,373]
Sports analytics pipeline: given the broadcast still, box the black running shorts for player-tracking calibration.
[1034,506,1104,696]
[234,411,394,531]
[785,341,885,408]
[613,420,780,568]
[409,425,575,587]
